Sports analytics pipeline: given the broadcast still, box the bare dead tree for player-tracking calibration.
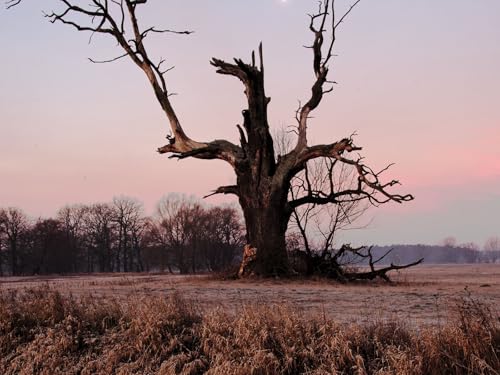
[0,207,29,276]
[274,120,418,280]
[278,117,423,280]
[202,205,245,272]
[484,237,500,252]
[10,0,415,277]
[57,204,88,272]
[287,158,369,273]
[82,203,116,272]
[155,194,204,274]
[290,159,369,249]
[112,196,144,272]
[480,237,500,263]
[285,156,423,280]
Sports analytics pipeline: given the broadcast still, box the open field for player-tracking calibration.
[1,264,499,325]
[1,264,499,374]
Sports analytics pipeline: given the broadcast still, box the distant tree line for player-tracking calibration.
[369,241,500,266]
[0,195,244,276]
[1,196,499,277]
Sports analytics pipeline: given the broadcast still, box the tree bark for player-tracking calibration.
[238,178,291,275]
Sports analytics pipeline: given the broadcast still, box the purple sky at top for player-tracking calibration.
[1,0,499,246]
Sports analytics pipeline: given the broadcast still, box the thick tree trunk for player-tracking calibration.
[239,186,290,276]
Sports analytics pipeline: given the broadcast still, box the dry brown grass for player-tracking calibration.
[2,265,498,326]
[1,286,498,375]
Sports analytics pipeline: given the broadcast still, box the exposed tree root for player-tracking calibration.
[240,245,423,282]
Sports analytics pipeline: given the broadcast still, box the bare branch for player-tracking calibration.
[43,0,242,167]
[344,256,424,282]
[286,133,413,209]
[158,139,242,167]
[5,0,21,9]
[203,185,239,199]
[141,26,194,38]
[89,52,128,64]
[294,0,362,151]
[334,0,362,29]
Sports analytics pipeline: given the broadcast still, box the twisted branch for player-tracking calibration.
[44,0,241,167]
[295,0,362,150]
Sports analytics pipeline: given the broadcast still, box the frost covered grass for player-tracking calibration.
[0,286,499,374]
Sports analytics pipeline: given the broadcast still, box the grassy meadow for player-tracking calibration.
[1,265,499,374]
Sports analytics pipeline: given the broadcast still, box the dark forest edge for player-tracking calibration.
[1,197,499,279]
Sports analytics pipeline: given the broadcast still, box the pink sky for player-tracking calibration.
[1,0,499,246]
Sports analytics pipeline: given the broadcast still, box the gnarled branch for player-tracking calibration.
[45,0,240,166]
[288,135,413,208]
[343,246,423,282]
[210,44,275,176]
[5,0,21,9]
[203,185,239,199]
[291,244,424,282]
[158,139,242,167]
[295,0,362,150]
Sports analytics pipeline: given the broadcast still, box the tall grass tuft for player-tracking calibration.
[0,286,498,374]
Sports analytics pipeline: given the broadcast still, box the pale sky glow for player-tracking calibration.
[1,0,499,246]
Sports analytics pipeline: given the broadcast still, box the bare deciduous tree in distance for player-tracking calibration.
[0,207,29,276]
[10,0,420,277]
[113,196,145,272]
